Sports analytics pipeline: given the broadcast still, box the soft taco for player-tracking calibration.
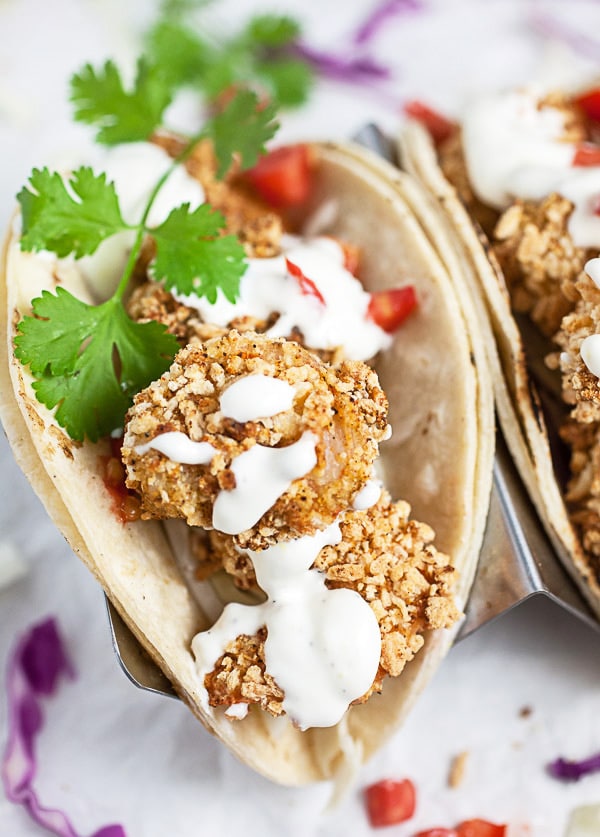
[1,133,493,786]
[400,84,600,619]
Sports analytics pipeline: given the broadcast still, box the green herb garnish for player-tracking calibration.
[15,62,279,442]
[145,11,314,108]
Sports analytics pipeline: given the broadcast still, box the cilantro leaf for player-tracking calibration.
[17,167,128,258]
[256,58,314,107]
[15,290,178,441]
[145,20,212,89]
[246,14,301,47]
[70,58,173,144]
[205,89,279,177]
[151,204,246,303]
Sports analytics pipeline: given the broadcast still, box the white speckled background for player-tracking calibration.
[1,1,600,835]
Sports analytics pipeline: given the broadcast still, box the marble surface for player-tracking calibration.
[1,1,600,835]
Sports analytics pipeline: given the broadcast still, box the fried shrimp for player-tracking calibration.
[201,490,459,718]
[122,330,389,549]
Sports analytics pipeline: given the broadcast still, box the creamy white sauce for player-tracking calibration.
[461,87,600,247]
[78,142,206,299]
[578,260,600,378]
[191,523,381,729]
[352,479,382,510]
[212,431,318,535]
[585,256,600,289]
[219,375,296,422]
[135,431,216,464]
[224,703,249,720]
[580,334,600,377]
[174,234,392,361]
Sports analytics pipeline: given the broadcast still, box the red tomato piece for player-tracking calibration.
[573,87,600,121]
[285,258,326,305]
[364,779,417,828]
[367,286,417,333]
[456,819,506,837]
[572,143,600,167]
[414,830,457,837]
[246,145,312,208]
[404,100,456,145]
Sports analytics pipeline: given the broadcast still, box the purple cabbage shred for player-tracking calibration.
[293,43,391,83]
[548,752,600,782]
[2,617,127,837]
[529,10,600,63]
[353,0,425,46]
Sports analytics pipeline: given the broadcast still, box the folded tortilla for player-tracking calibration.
[400,120,600,620]
[0,142,493,785]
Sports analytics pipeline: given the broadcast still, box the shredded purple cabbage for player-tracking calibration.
[353,0,426,46]
[529,9,600,63]
[293,43,391,83]
[2,617,127,837]
[548,752,600,782]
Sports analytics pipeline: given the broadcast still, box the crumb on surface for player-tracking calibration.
[448,750,469,788]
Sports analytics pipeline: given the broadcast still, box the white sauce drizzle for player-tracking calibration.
[135,431,216,465]
[352,479,382,510]
[461,87,600,247]
[219,375,296,422]
[577,260,600,379]
[191,523,381,729]
[174,234,392,361]
[212,432,318,535]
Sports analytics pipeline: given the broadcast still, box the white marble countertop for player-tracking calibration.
[1,1,600,835]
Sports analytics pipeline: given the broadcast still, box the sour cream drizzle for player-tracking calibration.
[212,432,318,535]
[580,258,600,377]
[219,375,296,422]
[461,87,600,248]
[135,431,216,464]
[191,523,381,729]
[174,235,392,361]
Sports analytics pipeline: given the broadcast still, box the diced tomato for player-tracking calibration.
[572,143,600,167]
[246,145,312,208]
[285,258,326,305]
[403,100,457,145]
[414,830,457,837]
[364,779,417,828]
[456,819,506,837]
[573,87,600,121]
[367,286,417,333]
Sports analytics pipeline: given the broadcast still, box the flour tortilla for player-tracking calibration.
[400,120,600,619]
[0,142,492,786]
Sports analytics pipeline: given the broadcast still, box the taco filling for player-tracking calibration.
[422,84,600,587]
[113,141,460,731]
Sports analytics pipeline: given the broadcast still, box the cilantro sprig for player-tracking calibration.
[15,74,279,442]
[145,12,314,108]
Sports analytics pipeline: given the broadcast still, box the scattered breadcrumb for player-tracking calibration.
[448,750,469,788]
[519,705,533,719]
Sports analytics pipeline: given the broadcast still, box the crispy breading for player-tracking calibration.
[122,331,388,549]
[560,418,600,582]
[553,269,600,422]
[202,491,459,717]
[493,194,586,336]
[153,134,283,257]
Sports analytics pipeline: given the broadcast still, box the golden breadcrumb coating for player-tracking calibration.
[153,134,283,257]
[122,331,388,549]
[560,418,600,583]
[493,194,586,336]
[552,269,600,422]
[202,491,459,718]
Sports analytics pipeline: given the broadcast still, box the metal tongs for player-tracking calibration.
[106,125,600,698]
